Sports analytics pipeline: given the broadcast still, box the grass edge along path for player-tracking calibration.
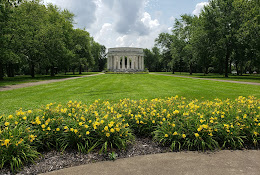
[150,73,260,86]
[0,73,104,92]
[0,96,259,172]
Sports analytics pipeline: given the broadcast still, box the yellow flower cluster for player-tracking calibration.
[0,96,259,162]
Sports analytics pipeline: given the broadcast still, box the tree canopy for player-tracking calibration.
[146,0,260,77]
[0,0,106,80]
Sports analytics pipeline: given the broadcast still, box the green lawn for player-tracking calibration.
[0,74,259,115]
[153,72,260,83]
[0,72,99,87]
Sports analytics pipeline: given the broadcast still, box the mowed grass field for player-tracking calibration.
[1,74,260,114]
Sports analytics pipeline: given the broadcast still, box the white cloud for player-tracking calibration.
[192,2,209,16]
[43,0,97,29]
[43,0,171,49]
[116,35,128,47]
[90,0,166,49]
[170,16,175,22]
[141,12,160,29]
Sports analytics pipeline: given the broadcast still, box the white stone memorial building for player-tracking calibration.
[107,47,144,72]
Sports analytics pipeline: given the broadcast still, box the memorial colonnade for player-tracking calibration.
[107,47,144,72]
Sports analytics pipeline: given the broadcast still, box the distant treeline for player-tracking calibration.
[0,0,106,80]
[144,0,259,77]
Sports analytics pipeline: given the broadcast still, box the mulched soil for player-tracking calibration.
[0,137,171,175]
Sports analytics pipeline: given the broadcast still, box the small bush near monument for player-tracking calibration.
[1,96,260,172]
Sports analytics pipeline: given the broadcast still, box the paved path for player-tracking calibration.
[150,73,260,86]
[41,150,260,175]
[0,73,104,92]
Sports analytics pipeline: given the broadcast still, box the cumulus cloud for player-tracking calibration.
[170,16,175,22]
[89,0,166,49]
[111,0,150,35]
[43,0,97,29]
[43,0,170,49]
[141,12,160,29]
[192,2,209,16]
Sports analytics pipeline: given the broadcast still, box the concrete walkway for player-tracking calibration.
[41,150,260,175]
[0,73,104,92]
[151,73,260,86]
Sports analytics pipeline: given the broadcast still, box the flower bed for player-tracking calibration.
[0,96,259,171]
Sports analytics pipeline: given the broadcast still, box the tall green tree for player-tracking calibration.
[71,29,93,74]
[91,40,106,72]
[233,0,260,74]
[42,4,73,76]
[0,0,21,79]
[12,0,47,77]
[201,0,239,77]
[144,47,161,72]
[155,33,173,72]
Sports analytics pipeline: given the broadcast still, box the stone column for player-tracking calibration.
[139,56,141,70]
[115,56,117,70]
[137,56,139,70]
[129,57,131,69]
[142,56,144,70]
[109,56,112,70]
[132,56,134,69]
[110,56,112,70]
[136,56,139,70]
[107,56,109,70]
[134,56,136,70]
[140,56,142,70]
[122,56,125,70]
[114,56,117,70]
[135,56,138,69]
[110,56,114,69]
[127,57,130,69]
[130,56,133,69]
[117,56,120,70]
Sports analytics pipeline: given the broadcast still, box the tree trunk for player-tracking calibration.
[79,65,82,74]
[51,66,55,76]
[225,51,229,78]
[229,59,232,73]
[240,62,243,76]
[8,64,15,77]
[235,63,239,75]
[172,66,175,74]
[205,66,209,74]
[0,61,4,80]
[6,64,10,77]
[73,69,75,75]
[189,63,192,75]
[45,68,49,75]
[30,62,35,78]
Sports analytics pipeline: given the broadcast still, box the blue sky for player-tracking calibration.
[43,0,209,49]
